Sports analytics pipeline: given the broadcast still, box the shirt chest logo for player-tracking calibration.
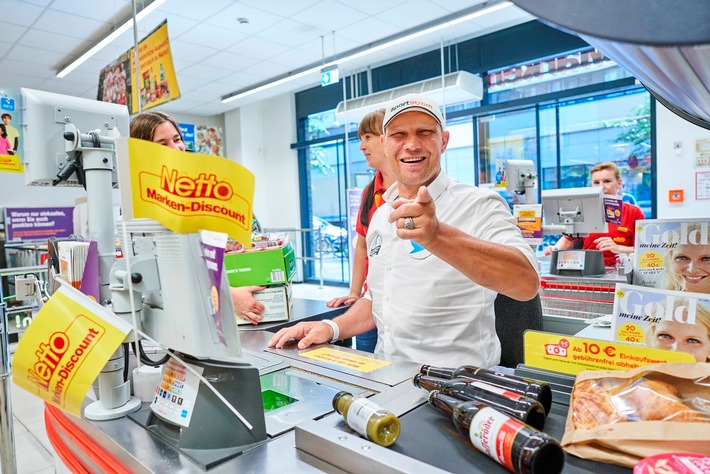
[404,240,431,260]
[369,233,382,257]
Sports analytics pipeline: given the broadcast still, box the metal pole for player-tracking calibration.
[132,0,142,114]
[0,303,18,474]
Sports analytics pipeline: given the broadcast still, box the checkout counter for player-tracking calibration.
[41,295,632,473]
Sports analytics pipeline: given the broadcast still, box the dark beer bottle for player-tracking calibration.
[419,364,552,415]
[332,391,400,447]
[428,391,564,474]
[413,374,546,431]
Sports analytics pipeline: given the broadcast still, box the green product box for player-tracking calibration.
[225,242,296,287]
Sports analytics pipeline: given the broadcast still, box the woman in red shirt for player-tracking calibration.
[327,109,394,352]
[545,162,645,266]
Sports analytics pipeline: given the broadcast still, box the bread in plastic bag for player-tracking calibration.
[562,362,710,467]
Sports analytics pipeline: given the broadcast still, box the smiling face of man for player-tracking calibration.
[382,111,449,199]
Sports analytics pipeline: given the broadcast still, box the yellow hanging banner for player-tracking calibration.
[116,138,255,245]
[97,20,180,114]
[12,286,132,416]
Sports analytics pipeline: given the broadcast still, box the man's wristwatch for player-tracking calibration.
[322,319,340,343]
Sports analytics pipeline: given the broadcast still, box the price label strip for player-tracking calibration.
[523,330,694,376]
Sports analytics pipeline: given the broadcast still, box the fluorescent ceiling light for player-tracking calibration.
[56,0,166,78]
[222,1,513,104]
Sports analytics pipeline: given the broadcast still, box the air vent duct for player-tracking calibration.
[336,71,483,125]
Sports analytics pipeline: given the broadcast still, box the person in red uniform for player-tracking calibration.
[326,109,394,352]
[544,161,645,266]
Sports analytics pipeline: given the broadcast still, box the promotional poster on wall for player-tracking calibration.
[0,88,23,173]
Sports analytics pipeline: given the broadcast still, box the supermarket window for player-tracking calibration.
[476,107,539,207]
[442,117,476,185]
[541,89,652,218]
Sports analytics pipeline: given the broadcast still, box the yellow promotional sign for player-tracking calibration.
[12,286,131,416]
[97,20,180,114]
[523,330,694,376]
[131,20,180,112]
[116,138,255,245]
[301,347,392,373]
[0,153,23,173]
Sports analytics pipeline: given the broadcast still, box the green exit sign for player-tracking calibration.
[321,66,339,87]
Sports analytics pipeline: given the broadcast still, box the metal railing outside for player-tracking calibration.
[262,227,325,288]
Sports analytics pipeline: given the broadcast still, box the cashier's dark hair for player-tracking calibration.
[358,109,386,228]
[130,111,183,142]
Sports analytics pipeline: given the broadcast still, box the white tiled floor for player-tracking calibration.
[4,283,345,473]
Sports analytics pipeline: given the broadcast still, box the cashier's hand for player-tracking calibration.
[592,236,621,254]
[267,321,332,350]
[231,286,266,325]
[389,186,438,246]
[327,293,359,308]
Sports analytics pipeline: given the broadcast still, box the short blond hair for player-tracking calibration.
[590,162,620,180]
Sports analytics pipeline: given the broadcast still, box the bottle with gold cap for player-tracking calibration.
[428,390,564,474]
[332,391,400,447]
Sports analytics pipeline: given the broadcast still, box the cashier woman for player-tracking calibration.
[269,94,539,368]
[544,162,645,267]
[129,111,266,322]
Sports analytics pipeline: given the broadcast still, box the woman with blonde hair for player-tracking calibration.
[327,109,394,352]
[645,299,710,362]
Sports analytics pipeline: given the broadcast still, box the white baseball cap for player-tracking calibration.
[382,93,444,131]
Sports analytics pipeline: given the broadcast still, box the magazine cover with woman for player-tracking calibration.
[632,218,709,295]
[610,283,710,362]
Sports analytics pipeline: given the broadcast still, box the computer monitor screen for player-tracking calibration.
[541,186,609,235]
[21,88,129,186]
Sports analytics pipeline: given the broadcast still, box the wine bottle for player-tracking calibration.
[413,374,546,431]
[427,391,564,474]
[332,391,400,447]
[419,364,552,415]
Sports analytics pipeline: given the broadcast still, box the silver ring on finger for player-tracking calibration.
[404,216,414,230]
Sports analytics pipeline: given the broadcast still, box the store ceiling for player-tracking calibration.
[0,0,533,117]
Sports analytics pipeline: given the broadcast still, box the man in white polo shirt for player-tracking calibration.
[269,93,539,367]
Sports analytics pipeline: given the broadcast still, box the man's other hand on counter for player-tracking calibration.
[268,321,334,349]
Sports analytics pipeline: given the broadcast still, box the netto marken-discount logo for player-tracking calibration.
[159,166,234,200]
[26,328,101,404]
[144,167,246,223]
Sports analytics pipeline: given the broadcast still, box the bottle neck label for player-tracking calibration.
[469,406,523,472]
[470,381,522,401]
[347,398,379,438]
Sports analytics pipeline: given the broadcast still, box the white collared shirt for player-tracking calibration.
[364,171,537,368]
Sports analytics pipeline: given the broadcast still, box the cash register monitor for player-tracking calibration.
[541,186,608,236]
[542,186,608,276]
[21,87,128,187]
